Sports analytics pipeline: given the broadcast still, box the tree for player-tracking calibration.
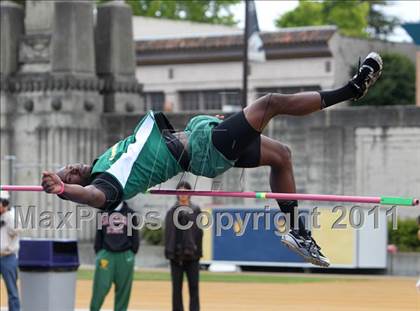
[388,218,420,252]
[350,53,415,106]
[275,0,399,39]
[97,0,240,26]
[363,0,400,39]
[275,1,325,28]
[9,0,25,6]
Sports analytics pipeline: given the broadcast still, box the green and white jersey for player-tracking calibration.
[92,111,183,200]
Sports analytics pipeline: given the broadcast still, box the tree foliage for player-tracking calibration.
[275,1,325,28]
[388,218,420,252]
[363,0,400,39]
[142,225,164,246]
[97,0,240,25]
[9,0,26,6]
[351,53,415,106]
[275,0,399,39]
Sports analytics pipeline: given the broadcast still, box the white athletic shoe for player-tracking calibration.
[281,230,330,267]
[350,52,383,100]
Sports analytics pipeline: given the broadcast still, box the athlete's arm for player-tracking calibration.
[59,184,106,208]
[42,171,107,208]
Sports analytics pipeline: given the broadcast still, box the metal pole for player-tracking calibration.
[4,155,16,185]
[4,155,16,201]
[241,0,249,108]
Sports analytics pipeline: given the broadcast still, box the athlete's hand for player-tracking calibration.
[215,114,224,120]
[42,171,64,194]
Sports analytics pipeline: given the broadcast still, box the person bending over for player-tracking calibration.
[42,52,383,267]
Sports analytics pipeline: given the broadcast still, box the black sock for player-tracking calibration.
[318,83,358,109]
[276,200,307,236]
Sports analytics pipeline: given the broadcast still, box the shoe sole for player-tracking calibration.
[281,239,330,267]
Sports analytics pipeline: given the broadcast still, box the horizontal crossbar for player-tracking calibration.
[1,185,418,206]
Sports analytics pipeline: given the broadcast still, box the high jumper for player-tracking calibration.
[39,52,384,267]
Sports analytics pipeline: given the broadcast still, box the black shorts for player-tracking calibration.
[233,136,261,168]
[211,111,261,168]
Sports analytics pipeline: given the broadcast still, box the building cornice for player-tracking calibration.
[0,73,143,94]
[135,28,335,65]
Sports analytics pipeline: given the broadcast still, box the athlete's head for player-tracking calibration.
[56,163,92,186]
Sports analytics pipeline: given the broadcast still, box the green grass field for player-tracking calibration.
[77,269,358,284]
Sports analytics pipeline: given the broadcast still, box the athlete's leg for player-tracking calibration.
[211,52,382,267]
[243,52,383,132]
[213,52,383,159]
[258,137,295,192]
[212,91,340,160]
[257,137,302,232]
[244,92,322,132]
[213,94,346,267]
[235,136,300,229]
[234,135,330,266]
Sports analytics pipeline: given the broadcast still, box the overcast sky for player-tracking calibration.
[231,0,420,42]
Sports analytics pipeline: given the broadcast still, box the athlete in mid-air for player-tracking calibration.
[42,52,383,267]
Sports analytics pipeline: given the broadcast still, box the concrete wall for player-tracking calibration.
[388,253,420,276]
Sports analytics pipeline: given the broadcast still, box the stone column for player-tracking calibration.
[19,0,54,73]
[0,1,24,185]
[0,1,24,76]
[8,1,102,240]
[96,0,143,112]
[52,1,95,75]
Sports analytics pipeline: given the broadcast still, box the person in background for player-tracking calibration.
[165,181,203,311]
[90,201,140,311]
[417,216,420,290]
[0,191,21,311]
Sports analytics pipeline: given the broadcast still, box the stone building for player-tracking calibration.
[134,23,416,112]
